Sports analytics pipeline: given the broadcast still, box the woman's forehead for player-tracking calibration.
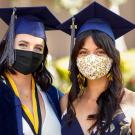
[81,36,101,51]
[15,34,44,45]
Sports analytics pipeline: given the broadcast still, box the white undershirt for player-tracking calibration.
[23,88,61,135]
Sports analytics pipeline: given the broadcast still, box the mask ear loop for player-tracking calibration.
[68,17,77,70]
[0,7,17,66]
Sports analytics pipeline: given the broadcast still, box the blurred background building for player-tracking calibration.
[0,0,135,92]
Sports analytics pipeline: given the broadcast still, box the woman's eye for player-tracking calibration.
[34,47,43,53]
[96,50,106,55]
[79,51,87,55]
[18,44,27,48]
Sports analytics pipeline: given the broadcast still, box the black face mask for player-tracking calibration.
[13,50,44,75]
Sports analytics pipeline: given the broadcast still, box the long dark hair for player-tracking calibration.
[67,30,124,134]
[0,33,52,91]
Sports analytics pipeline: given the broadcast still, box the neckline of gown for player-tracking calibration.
[62,107,127,135]
[74,116,95,135]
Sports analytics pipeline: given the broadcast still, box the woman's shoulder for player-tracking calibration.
[121,88,135,106]
[120,88,135,123]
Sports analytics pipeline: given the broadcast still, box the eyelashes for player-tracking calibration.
[17,43,44,54]
[78,50,106,56]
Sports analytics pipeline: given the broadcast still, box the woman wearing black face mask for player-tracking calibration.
[0,7,63,135]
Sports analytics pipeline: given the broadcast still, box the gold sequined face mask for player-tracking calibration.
[77,54,113,80]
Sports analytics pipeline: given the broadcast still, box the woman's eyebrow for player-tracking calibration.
[18,40,29,44]
[35,44,44,48]
[80,47,88,50]
[95,47,103,50]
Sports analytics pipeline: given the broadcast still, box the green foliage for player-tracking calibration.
[53,57,71,93]
[120,49,135,91]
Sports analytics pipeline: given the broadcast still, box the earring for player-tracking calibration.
[107,72,113,81]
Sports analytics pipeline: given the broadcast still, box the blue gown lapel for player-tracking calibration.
[0,81,23,135]
[14,96,23,135]
[45,86,62,122]
[46,91,61,122]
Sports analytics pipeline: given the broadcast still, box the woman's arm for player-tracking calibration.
[131,118,135,135]
[121,88,135,134]
[125,89,135,135]
[131,92,135,135]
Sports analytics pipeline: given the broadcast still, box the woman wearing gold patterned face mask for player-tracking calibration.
[59,2,135,135]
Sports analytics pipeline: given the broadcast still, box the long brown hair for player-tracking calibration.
[67,30,124,134]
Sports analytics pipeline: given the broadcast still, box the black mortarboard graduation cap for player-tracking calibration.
[59,1,135,56]
[0,6,61,66]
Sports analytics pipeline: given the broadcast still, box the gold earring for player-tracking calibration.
[107,72,113,81]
